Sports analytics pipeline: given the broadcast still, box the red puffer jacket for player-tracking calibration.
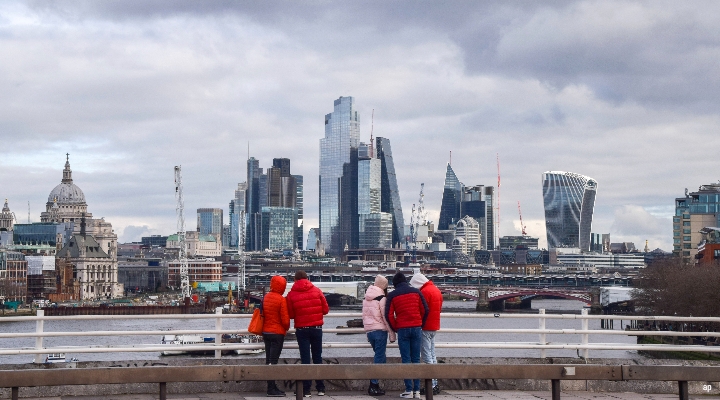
[262,275,290,335]
[286,278,329,328]
[385,282,428,331]
[419,280,442,331]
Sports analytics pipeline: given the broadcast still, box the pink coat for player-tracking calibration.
[362,285,396,342]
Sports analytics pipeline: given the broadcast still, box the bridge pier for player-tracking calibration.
[476,287,490,311]
[590,288,602,314]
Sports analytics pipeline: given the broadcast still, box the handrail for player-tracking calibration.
[0,363,718,400]
[2,309,720,360]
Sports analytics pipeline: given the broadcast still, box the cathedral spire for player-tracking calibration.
[62,153,73,183]
[2,199,9,213]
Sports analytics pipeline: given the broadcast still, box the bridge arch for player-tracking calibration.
[489,291,591,305]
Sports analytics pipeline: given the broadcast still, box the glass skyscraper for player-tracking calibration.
[261,207,297,251]
[197,208,223,243]
[439,163,463,230]
[376,137,405,247]
[542,171,597,251]
[320,96,360,255]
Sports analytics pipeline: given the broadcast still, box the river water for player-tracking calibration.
[0,299,643,364]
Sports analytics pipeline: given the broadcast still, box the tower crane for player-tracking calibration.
[517,201,527,237]
[174,166,191,300]
[416,183,427,226]
[410,203,417,264]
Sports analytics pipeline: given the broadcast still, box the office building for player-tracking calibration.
[229,182,247,249]
[245,157,262,251]
[320,96,360,255]
[294,175,304,250]
[542,171,597,251]
[499,235,539,250]
[141,235,168,248]
[167,231,221,257]
[454,216,480,255]
[197,208,223,241]
[376,137,405,247]
[438,164,495,250]
[261,207,297,251]
[674,183,720,260]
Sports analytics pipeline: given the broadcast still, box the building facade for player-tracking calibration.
[167,259,222,287]
[320,96,360,255]
[674,183,720,260]
[454,216,480,255]
[167,231,221,257]
[376,137,405,247]
[197,208,223,244]
[542,171,597,251]
[260,207,297,251]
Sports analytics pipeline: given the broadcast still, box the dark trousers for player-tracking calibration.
[295,327,324,392]
[263,333,285,389]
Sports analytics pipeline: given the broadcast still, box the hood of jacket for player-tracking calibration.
[410,273,429,289]
[364,284,385,301]
[290,278,314,293]
[270,275,287,294]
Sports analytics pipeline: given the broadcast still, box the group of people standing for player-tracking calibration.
[259,270,442,399]
[261,270,329,397]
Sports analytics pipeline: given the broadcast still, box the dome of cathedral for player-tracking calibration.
[47,182,86,205]
[47,155,87,205]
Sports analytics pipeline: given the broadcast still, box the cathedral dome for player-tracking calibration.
[47,155,87,206]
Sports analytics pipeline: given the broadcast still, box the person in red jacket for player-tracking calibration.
[410,273,443,395]
[286,270,329,397]
[262,275,291,397]
[385,272,428,398]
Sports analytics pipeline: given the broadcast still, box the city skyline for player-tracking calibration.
[1,2,719,251]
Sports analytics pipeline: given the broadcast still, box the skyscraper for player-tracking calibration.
[542,171,597,251]
[320,96,360,255]
[245,157,262,251]
[376,137,405,247]
[229,182,247,248]
[438,164,463,230]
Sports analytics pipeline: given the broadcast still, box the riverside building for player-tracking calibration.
[674,183,720,260]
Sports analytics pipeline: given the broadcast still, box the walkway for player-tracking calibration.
[16,391,720,400]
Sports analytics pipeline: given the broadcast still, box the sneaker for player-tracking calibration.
[413,391,421,398]
[432,385,441,395]
[293,392,311,398]
[400,391,414,398]
[368,383,385,396]
[317,390,325,396]
[267,387,285,397]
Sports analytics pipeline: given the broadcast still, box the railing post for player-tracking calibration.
[581,309,589,359]
[539,308,546,358]
[678,381,688,400]
[159,382,167,400]
[296,382,303,400]
[34,309,44,364]
[425,379,434,400]
[551,379,561,400]
[215,307,223,359]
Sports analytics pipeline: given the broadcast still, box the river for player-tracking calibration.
[0,299,643,364]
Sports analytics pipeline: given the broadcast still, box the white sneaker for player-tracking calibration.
[400,391,414,398]
[413,391,421,398]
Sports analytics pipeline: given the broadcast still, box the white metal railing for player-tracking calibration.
[3,309,720,362]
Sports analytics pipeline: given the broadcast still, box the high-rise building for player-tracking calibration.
[320,96,360,255]
[197,208,223,243]
[376,137,405,247]
[674,183,720,260]
[542,171,597,251]
[438,164,462,230]
[261,207,297,251]
[438,164,495,250]
[454,216,480,255]
[245,157,302,251]
[229,182,247,249]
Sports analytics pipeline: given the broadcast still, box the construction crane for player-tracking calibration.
[416,183,427,226]
[517,201,527,236]
[410,203,417,264]
[174,165,191,300]
[496,153,501,248]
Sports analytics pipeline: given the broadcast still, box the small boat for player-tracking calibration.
[44,354,79,363]
[160,335,215,356]
[233,334,265,355]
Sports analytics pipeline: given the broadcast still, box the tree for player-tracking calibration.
[632,258,720,317]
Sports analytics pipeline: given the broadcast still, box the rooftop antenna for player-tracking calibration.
[369,109,374,157]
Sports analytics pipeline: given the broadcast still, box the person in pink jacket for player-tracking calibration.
[362,275,396,396]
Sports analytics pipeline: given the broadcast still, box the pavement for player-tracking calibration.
[17,391,720,400]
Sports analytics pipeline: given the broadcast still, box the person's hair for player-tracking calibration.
[294,270,308,281]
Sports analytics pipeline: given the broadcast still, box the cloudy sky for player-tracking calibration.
[1,1,719,251]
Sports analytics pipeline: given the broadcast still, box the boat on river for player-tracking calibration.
[160,334,264,356]
[44,353,79,363]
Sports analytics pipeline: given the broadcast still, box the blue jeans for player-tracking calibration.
[397,327,422,392]
[421,330,437,387]
[366,330,388,385]
[296,327,325,392]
